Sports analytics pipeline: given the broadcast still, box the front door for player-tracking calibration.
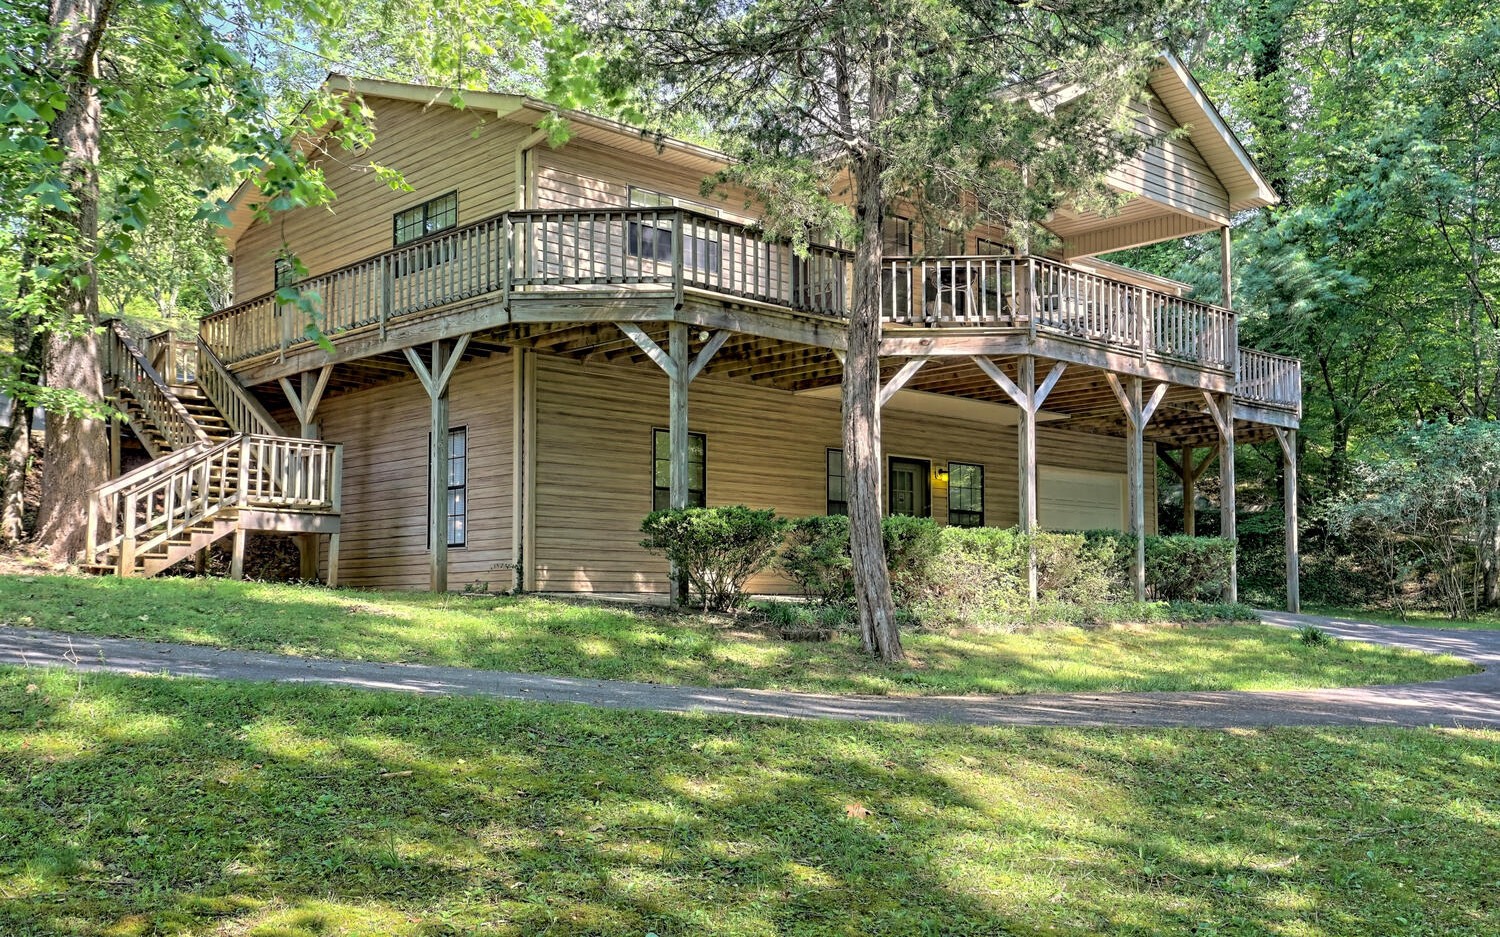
[888,457,931,518]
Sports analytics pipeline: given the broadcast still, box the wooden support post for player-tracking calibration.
[404,335,470,593]
[617,322,732,604]
[668,321,690,603]
[230,527,247,581]
[1017,356,1039,603]
[1181,446,1196,535]
[280,365,333,581]
[1276,427,1300,612]
[1108,374,1169,602]
[1126,378,1146,601]
[971,355,1066,604]
[327,443,343,588]
[109,416,122,478]
[1220,225,1233,309]
[511,347,536,592]
[1203,391,1238,603]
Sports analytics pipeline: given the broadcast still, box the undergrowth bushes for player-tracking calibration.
[645,507,1244,629]
[640,506,785,611]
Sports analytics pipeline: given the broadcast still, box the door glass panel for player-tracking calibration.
[888,458,931,518]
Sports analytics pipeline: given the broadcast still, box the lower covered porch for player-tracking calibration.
[263,314,1300,610]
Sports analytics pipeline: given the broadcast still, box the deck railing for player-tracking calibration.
[85,434,342,569]
[202,207,1283,400]
[105,321,211,452]
[196,337,285,437]
[880,255,1236,371]
[1236,347,1302,413]
[144,330,197,383]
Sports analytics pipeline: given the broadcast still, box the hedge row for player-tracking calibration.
[642,507,1235,623]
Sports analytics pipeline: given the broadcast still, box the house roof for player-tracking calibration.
[220,58,1277,254]
[1151,51,1278,212]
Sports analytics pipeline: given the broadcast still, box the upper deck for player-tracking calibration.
[202,206,1300,433]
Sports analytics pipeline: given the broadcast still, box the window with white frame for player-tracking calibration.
[626,186,722,273]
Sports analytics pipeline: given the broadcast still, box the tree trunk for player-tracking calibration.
[1481,489,1500,608]
[32,0,116,561]
[843,143,902,662]
[0,405,34,544]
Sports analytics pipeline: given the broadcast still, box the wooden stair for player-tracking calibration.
[170,384,235,445]
[91,323,343,581]
[91,514,240,578]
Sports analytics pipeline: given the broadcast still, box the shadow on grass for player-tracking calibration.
[0,575,1476,697]
[1,668,1497,936]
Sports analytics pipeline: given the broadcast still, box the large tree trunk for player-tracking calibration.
[1481,490,1500,608]
[0,408,34,545]
[32,0,116,560]
[843,142,902,661]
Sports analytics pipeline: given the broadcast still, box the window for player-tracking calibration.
[652,428,706,510]
[393,192,458,246]
[881,215,913,255]
[977,237,1014,256]
[427,428,467,548]
[826,448,848,516]
[946,462,984,528]
[274,256,296,291]
[626,186,721,274]
[446,428,467,547]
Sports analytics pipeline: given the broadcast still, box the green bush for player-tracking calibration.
[778,514,941,608]
[775,515,1238,630]
[908,528,1122,630]
[781,514,854,604]
[882,515,942,607]
[640,506,786,611]
[1081,530,1234,602]
[1145,535,1235,601]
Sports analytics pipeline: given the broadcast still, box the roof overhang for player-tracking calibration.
[1153,50,1279,212]
[221,57,1277,257]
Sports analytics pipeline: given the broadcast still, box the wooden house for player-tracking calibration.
[88,53,1303,609]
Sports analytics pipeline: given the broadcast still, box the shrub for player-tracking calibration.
[882,515,942,607]
[781,514,854,604]
[1144,535,1235,601]
[640,506,786,611]
[1081,530,1234,601]
[1299,625,1331,647]
[908,528,1122,630]
[905,526,1025,629]
[778,514,941,609]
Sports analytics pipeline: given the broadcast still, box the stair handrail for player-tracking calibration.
[86,432,345,571]
[105,321,211,450]
[195,337,285,436]
[85,433,241,565]
[95,439,210,498]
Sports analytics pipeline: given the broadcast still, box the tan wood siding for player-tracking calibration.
[315,352,515,589]
[1105,96,1229,224]
[232,101,527,301]
[532,355,1155,594]
[534,141,754,218]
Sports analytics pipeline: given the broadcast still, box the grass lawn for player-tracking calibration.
[1306,604,1500,631]
[1,667,1497,936]
[0,574,1476,696]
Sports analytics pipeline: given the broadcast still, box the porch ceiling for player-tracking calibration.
[270,318,1279,448]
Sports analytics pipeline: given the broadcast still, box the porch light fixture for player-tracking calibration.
[935,464,950,483]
